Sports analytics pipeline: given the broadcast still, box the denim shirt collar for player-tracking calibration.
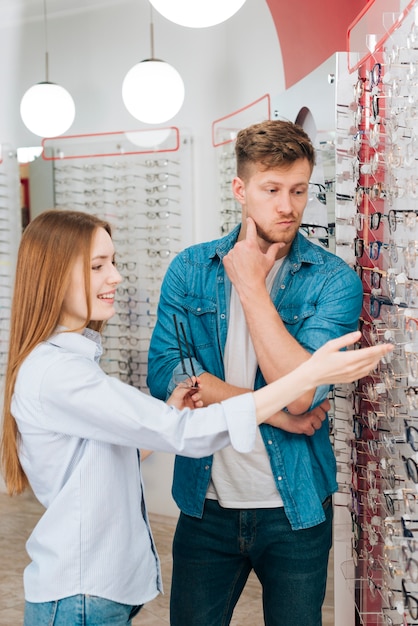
[212,224,240,260]
[212,225,326,272]
[285,231,327,271]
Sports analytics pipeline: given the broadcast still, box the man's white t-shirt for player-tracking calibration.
[206,258,285,508]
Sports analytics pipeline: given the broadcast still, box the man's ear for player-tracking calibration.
[232,176,245,203]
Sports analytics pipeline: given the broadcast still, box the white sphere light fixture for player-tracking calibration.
[122,59,185,125]
[20,0,76,138]
[149,0,247,28]
[20,82,75,138]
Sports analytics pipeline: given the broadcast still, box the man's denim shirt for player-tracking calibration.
[147,226,363,530]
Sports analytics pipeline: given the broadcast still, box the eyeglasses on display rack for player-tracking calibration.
[356,266,389,291]
[299,223,333,248]
[142,209,181,220]
[335,9,418,622]
[145,184,181,195]
[140,159,179,168]
[137,234,179,246]
[339,237,401,264]
[61,159,179,172]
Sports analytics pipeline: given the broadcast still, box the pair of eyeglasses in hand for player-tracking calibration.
[173,314,199,390]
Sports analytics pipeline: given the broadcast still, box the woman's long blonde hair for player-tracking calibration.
[1,209,112,495]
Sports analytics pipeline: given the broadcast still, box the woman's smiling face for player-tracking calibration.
[59,226,122,331]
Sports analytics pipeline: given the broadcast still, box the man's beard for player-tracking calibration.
[254,221,296,245]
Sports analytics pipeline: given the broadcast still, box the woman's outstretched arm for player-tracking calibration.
[253,331,392,426]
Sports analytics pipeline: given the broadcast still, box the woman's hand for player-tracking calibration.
[167,377,203,410]
[307,331,393,386]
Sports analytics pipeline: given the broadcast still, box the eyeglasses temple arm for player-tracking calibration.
[179,320,197,379]
[173,314,187,374]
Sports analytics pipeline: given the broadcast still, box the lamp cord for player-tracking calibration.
[43,0,49,82]
[149,2,155,60]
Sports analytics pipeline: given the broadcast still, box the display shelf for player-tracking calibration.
[0,146,22,388]
[336,3,418,624]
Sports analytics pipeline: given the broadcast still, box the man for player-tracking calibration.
[147,119,362,626]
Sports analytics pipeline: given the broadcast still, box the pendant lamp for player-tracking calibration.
[149,0,247,28]
[122,4,185,125]
[20,0,75,138]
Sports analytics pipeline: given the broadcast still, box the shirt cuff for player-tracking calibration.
[220,393,257,453]
[311,383,330,409]
[168,360,206,396]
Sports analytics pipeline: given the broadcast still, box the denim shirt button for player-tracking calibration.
[293,315,298,320]
[277,476,282,481]
[220,314,226,319]
[197,307,201,312]
[280,284,285,289]
[204,465,210,470]
[267,440,273,445]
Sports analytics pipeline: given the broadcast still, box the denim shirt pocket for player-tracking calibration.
[183,296,218,350]
[183,296,217,319]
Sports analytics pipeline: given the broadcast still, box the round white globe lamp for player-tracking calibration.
[149,0,247,28]
[122,59,185,125]
[20,81,76,138]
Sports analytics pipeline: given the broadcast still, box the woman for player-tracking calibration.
[1,209,390,626]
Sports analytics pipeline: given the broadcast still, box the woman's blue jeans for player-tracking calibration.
[24,595,142,626]
[170,498,333,626]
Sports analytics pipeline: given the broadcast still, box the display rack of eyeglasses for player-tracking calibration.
[301,132,336,252]
[214,135,241,235]
[46,128,194,393]
[333,3,418,624]
[212,95,272,236]
[0,146,21,392]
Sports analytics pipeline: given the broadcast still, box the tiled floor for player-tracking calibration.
[0,489,335,625]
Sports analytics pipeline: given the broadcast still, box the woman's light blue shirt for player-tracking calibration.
[12,328,257,604]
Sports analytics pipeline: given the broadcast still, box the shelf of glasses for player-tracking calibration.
[347,0,417,73]
[0,145,22,383]
[52,129,194,392]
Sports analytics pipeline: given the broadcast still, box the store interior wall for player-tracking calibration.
[0,0,363,514]
[0,0,283,246]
